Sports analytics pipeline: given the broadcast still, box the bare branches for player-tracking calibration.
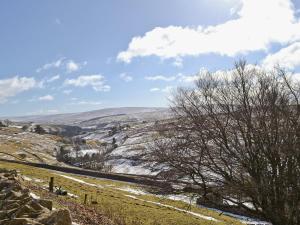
[146,61,300,225]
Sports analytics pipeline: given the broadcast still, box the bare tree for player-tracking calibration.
[145,61,300,225]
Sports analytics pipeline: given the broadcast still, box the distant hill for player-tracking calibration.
[7,107,172,126]
[2,107,173,175]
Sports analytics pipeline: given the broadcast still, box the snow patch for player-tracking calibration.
[109,159,157,175]
[55,174,103,188]
[68,192,79,198]
[22,176,43,183]
[162,194,197,205]
[124,194,219,222]
[198,205,272,225]
[124,194,139,199]
[115,186,148,195]
[69,149,99,157]
[22,176,32,181]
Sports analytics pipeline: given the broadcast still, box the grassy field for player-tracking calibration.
[0,161,243,225]
[0,127,66,165]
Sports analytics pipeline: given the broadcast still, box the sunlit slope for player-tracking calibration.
[0,127,66,165]
[0,161,242,225]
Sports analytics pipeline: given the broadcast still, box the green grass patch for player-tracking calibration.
[0,161,242,225]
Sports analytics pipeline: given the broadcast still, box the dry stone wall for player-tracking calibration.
[0,169,72,225]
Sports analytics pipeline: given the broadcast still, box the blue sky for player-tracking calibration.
[0,0,300,116]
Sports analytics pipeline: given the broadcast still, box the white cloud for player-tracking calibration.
[47,74,60,83]
[39,95,54,101]
[150,87,160,92]
[150,86,174,93]
[172,57,183,68]
[37,58,86,73]
[177,71,208,83]
[145,75,177,81]
[120,73,133,82]
[37,80,45,88]
[118,0,300,63]
[145,71,205,83]
[63,89,72,95]
[66,60,83,73]
[64,74,111,92]
[291,73,300,82]
[230,6,239,16]
[162,86,174,93]
[0,76,36,103]
[178,75,200,83]
[262,42,300,69]
[70,100,102,106]
[36,58,65,73]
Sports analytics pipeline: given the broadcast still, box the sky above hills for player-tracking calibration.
[1,0,300,116]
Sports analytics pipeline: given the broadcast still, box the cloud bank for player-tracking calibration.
[118,0,300,66]
[0,76,36,103]
[64,74,111,92]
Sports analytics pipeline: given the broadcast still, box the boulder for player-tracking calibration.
[38,209,72,225]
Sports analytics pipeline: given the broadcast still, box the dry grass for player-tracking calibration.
[0,127,68,165]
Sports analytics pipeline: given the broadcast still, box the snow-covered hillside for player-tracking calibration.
[73,120,161,175]
[9,107,171,125]
[6,107,172,176]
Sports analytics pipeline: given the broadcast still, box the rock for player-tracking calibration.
[38,199,53,210]
[0,170,72,225]
[39,209,72,225]
[0,218,43,225]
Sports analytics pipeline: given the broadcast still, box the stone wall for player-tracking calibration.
[0,158,170,188]
[0,169,72,225]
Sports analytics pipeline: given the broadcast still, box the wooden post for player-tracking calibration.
[84,194,88,204]
[49,177,54,192]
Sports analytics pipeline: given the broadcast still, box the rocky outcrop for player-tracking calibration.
[0,169,72,225]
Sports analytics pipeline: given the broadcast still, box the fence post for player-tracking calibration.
[49,177,54,192]
[84,194,88,204]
